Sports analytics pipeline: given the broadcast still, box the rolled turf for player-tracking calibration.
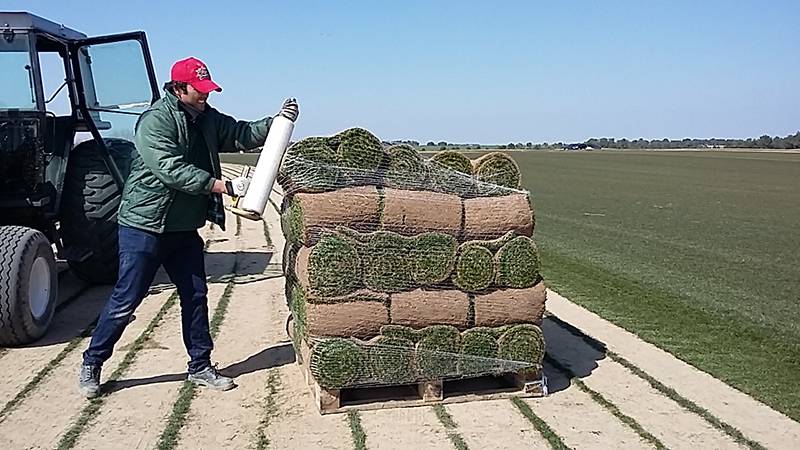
[497,324,545,375]
[289,283,307,351]
[280,136,344,193]
[410,232,457,285]
[300,232,362,297]
[472,152,521,195]
[416,325,462,379]
[310,338,367,389]
[385,144,429,190]
[379,188,462,238]
[458,327,500,376]
[390,289,470,330]
[380,324,421,343]
[295,285,390,339]
[462,193,535,241]
[330,127,386,183]
[453,243,496,292]
[284,186,381,246]
[473,282,547,327]
[369,336,417,384]
[361,231,414,292]
[495,236,542,288]
[429,150,473,175]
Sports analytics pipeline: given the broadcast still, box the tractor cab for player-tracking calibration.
[0,12,160,345]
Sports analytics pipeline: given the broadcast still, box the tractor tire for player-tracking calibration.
[60,138,135,285]
[0,226,58,346]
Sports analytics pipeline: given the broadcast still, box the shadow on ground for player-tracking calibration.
[102,342,296,394]
[540,316,607,394]
[7,250,273,349]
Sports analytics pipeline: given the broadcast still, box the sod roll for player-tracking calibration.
[495,236,541,288]
[368,336,417,384]
[416,325,462,379]
[385,144,429,190]
[380,188,462,238]
[286,186,381,246]
[458,327,500,376]
[295,232,361,297]
[409,232,457,285]
[380,324,420,343]
[429,150,473,175]
[297,287,390,339]
[330,127,386,183]
[453,243,495,292]
[310,338,367,389]
[473,282,547,327]
[497,324,545,375]
[390,289,470,330]
[289,283,307,350]
[471,151,522,193]
[361,231,414,293]
[280,136,344,194]
[462,193,534,241]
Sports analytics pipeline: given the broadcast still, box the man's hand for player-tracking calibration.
[277,98,299,122]
[211,177,250,197]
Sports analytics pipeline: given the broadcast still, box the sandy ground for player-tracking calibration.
[0,163,796,450]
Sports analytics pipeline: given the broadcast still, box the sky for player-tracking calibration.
[5,0,800,144]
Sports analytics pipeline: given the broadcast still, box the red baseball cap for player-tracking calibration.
[170,57,222,93]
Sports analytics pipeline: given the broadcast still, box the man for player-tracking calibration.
[78,56,298,398]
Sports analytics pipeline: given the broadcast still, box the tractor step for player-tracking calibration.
[59,245,93,263]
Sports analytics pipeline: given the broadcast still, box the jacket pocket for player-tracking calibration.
[121,182,170,222]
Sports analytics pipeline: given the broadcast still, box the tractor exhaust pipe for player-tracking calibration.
[227,115,295,221]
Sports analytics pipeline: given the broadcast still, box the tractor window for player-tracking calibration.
[0,35,36,110]
[76,39,153,141]
[38,51,71,116]
[78,40,152,111]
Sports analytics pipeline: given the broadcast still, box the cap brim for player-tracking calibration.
[192,79,222,94]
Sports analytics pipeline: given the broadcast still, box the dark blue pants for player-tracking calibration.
[83,225,213,374]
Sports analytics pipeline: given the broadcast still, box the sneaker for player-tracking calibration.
[187,365,235,391]
[79,364,102,399]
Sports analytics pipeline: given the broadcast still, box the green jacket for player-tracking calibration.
[118,91,272,233]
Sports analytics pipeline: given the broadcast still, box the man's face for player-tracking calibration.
[178,84,210,111]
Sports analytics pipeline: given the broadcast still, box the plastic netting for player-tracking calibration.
[278,127,547,389]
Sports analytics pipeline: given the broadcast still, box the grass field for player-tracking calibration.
[221,149,800,420]
[512,150,800,420]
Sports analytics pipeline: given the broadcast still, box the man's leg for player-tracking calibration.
[80,226,161,397]
[162,230,233,390]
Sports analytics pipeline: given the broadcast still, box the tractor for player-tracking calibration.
[0,12,160,345]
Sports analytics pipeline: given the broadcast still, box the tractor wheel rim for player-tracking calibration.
[29,256,51,320]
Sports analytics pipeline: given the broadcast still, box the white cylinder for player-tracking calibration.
[238,115,295,218]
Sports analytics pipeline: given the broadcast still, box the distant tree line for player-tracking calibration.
[585,132,800,149]
[408,131,800,151]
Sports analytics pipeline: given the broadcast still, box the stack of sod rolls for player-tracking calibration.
[279,128,546,389]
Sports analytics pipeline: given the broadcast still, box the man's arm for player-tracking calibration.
[135,111,216,194]
[216,98,299,153]
[216,113,273,153]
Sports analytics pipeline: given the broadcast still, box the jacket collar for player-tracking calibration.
[163,89,214,118]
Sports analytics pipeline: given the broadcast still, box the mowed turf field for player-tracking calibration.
[510,150,800,421]
[223,149,800,420]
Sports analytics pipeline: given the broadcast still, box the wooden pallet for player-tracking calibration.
[294,337,547,415]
